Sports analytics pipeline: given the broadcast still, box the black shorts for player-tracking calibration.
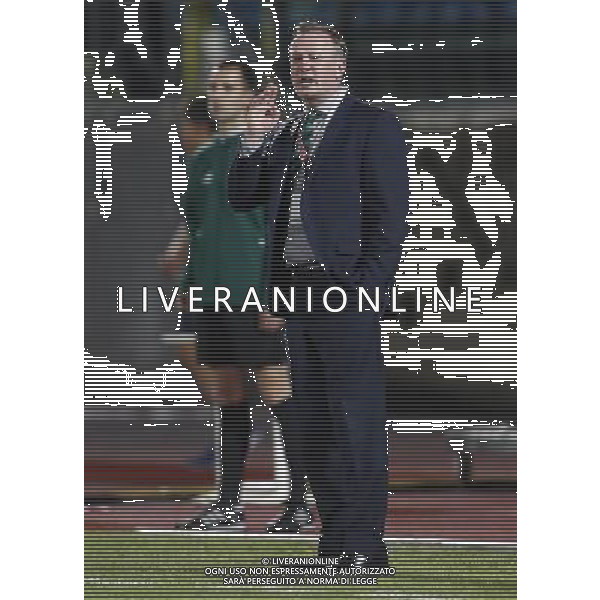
[184,311,288,367]
[179,312,199,334]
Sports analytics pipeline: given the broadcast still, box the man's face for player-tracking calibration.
[207,67,254,125]
[290,32,346,104]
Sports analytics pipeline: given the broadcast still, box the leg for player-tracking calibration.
[254,364,292,406]
[212,368,253,505]
[176,339,204,383]
[175,313,205,385]
[178,327,254,503]
[308,313,388,559]
[175,314,259,530]
[255,365,306,504]
[284,318,345,553]
[175,367,257,530]
[255,363,314,533]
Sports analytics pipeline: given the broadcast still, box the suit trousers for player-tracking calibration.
[282,271,388,557]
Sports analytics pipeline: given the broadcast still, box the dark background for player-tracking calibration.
[84,0,516,373]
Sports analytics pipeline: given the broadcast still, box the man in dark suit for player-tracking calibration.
[229,22,410,567]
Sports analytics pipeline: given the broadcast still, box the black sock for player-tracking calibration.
[219,402,252,505]
[272,401,306,505]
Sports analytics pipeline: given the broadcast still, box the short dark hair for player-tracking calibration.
[292,21,347,58]
[186,97,216,130]
[215,60,259,92]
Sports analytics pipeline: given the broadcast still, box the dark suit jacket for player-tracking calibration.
[228,94,410,301]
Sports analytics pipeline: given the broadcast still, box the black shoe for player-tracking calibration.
[266,501,313,534]
[335,551,390,569]
[175,500,244,531]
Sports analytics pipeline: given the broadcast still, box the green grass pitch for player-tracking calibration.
[85,532,516,599]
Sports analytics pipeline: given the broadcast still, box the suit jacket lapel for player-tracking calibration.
[311,94,356,166]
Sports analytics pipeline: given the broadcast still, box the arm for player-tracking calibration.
[228,123,293,211]
[164,151,204,289]
[227,142,272,211]
[228,84,287,211]
[159,222,190,280]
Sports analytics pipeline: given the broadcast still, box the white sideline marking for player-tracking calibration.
[135,529,515,546]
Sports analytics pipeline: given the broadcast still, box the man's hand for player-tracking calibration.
[243,84,281,148]
[258,312,285,331]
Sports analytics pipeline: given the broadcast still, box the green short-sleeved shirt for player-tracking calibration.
[182,135,266,308]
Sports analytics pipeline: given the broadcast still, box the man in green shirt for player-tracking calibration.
[170,62,310,533]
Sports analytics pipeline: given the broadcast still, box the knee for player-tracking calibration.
[255,367,292,406]
[203,388,246,407]
[198,381,245,407]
